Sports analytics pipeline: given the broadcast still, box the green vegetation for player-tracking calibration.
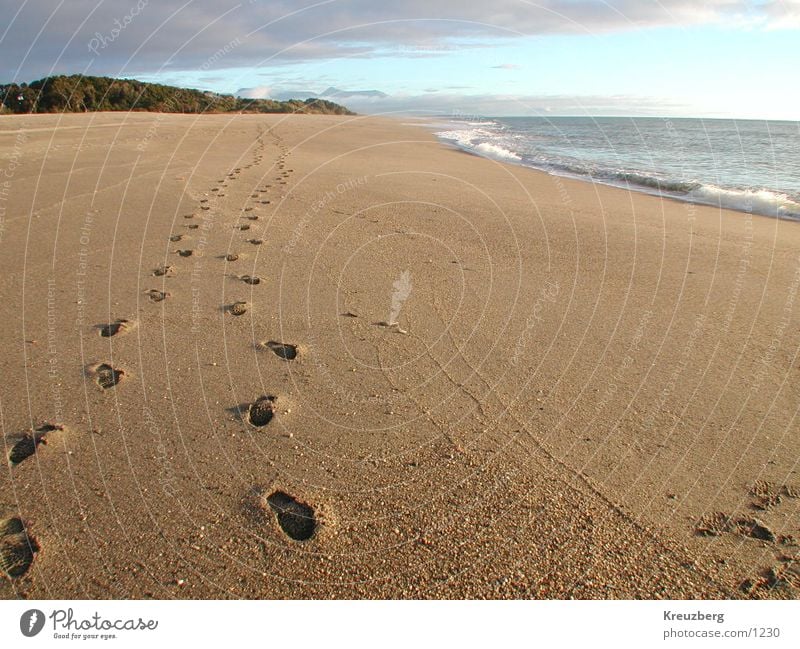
[0,75,354,115]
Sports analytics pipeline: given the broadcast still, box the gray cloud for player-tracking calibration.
[0,1,789,81]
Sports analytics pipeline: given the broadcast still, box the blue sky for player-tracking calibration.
[2,1,799,119]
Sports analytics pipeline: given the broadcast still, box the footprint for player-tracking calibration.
[88,363,124,390]
[183,214,195,219]
[246,215,259,221]
[176,249,193,257]
[241,275,261,285]
[225,253,239,262]
[239,224,251,231]
[0,517,39,578]
[146,289,169,302]
[8,424,62,465]
[200,206,210,211]
[247,395,275,426]
[97,318,132,336]
[200,199,209,203]
[696,512,776,542]
[267,491,316,541]
[152,265,174,277]
[259,200,271,205]
[169,234,183,242]
[186,224,199,230]
[247,239,263,245]
[229,301,248,316]
[262,341,297,360]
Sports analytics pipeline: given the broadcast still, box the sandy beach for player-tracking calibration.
[1,112,798,599]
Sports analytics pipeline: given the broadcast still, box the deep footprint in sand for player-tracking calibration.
[169,234,183,242]
[90,363,124,389]
[98,318,132,336]
[225,253,239,262]
[8,424,62,465]
[247,239,263,245]
[241,275,261,285]
[177,249,193,257]
[247,395,275,426]
[146,289,169,302]
[239,224,251,231]
[152,265,174,277]
[263,341,297,360]
[267,491,316,541]
[0,517,39,578]
[229,301,248,316]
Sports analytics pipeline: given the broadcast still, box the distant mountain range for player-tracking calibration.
[266,86,387,102]
[0,75,355,115]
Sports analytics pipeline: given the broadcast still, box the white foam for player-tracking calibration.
[473,141,521,161]
[687,185,800,219]
[435,128,521,161]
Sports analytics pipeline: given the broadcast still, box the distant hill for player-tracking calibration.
[0,75,355,115]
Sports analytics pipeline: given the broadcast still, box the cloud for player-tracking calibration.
[0,1,791,81]
[492,64,521,70]
[236,85,272,99]
[236,85,387,101]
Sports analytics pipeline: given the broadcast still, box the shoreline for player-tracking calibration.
[1,112,798,599]
[418,115,800,222]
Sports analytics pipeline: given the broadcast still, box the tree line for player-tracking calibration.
[0,75,354,115]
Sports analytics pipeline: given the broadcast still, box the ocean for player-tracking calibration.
[433,116,800,220]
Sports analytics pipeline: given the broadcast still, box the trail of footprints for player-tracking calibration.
[5,132,311,581]
[21,126,797,578]
[696,480,800,596]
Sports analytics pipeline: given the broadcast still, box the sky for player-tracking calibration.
[1,0,799,119]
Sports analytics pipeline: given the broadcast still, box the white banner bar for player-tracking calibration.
[1,600,797,648]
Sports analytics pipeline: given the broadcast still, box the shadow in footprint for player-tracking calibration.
[263,341,297,360]
[228,301,248,316]
[89,363,124,389]
[152,265,174,277]
[146,289,169,302]
[8,424,62,466]
[0,517,39,578]
[247,396,276,427]
[241,275,261,285]
[97,319,131,337]
[267,491,316,541]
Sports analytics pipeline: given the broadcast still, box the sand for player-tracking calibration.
[0,112,798,599]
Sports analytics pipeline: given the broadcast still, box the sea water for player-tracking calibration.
[434,116,800,219]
